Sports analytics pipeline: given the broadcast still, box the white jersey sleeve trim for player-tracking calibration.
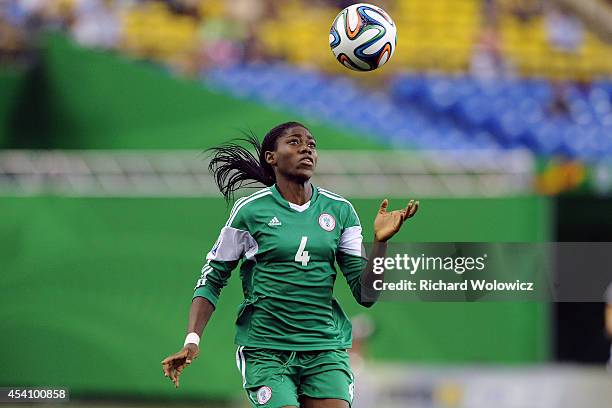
[207,226,258,261]
[338,225,364,257]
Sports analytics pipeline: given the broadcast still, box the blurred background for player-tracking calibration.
[1,0,612,407]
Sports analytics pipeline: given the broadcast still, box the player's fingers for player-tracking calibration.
[163,361,177,379]
[379,198,389,214]
[408,201,419,218]
[165,361,177,377]
[405,199,415,213]
[168,366,176,384]
[403,200,413,219]
[162,349,185,365]
[397,201,409,222]
[397,209,406,223]
[162,363,171,378]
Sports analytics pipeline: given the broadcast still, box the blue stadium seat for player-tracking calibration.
[204,64,611,161]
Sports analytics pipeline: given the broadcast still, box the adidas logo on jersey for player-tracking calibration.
[268,217,282,227]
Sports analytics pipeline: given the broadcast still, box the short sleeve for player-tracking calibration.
[193,198,258,307]
[337,201,365,258]
[336,200,368,306]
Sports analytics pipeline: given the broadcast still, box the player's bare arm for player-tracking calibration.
[161,297,214,388]
[361,199,419,305]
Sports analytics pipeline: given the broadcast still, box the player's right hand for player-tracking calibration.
[161,344,199,388]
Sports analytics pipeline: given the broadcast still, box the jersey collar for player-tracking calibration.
[271,183,318,213]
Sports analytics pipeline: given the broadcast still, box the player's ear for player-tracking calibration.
[265,151,276,166]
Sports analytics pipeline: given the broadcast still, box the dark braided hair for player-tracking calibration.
[207,121,308,202]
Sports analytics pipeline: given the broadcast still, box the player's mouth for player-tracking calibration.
[299,157,314,167]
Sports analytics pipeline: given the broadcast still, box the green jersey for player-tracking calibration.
[193,184,368,351]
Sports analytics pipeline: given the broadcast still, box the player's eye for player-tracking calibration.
[309,142,317,148]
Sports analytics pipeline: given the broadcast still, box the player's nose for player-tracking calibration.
[298,142,312,155]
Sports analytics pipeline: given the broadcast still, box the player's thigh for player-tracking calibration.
[237,347,300,408]
[300,397,350,408]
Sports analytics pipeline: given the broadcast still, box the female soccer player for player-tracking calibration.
[162,122,419,408]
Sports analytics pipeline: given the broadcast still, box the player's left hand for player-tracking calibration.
[161,344,199,388]
[374,199,419,242]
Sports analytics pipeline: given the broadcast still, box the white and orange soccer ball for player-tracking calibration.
[329,3,397,71]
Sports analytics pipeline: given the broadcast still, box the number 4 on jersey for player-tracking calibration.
[294,236,310,266]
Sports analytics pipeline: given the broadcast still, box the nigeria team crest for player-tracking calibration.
[256,386,272,404]
[318,213,336,231]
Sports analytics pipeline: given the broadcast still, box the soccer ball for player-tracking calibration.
[329,3,397,72]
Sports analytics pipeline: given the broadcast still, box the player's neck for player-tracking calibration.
[275,179,312,206]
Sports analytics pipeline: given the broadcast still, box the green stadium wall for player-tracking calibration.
[2,34,384,150]
[0,67,27,148]
[0,196,551,400]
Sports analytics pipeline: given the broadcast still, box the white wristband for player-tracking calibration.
[184,332,200,347]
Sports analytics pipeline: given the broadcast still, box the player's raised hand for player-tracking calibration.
[161,344,199,388]
[374,199,419,242]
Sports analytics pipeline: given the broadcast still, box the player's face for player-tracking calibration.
[268,126,317,182]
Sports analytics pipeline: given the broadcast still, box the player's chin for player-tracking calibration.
[291,167,315,182]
